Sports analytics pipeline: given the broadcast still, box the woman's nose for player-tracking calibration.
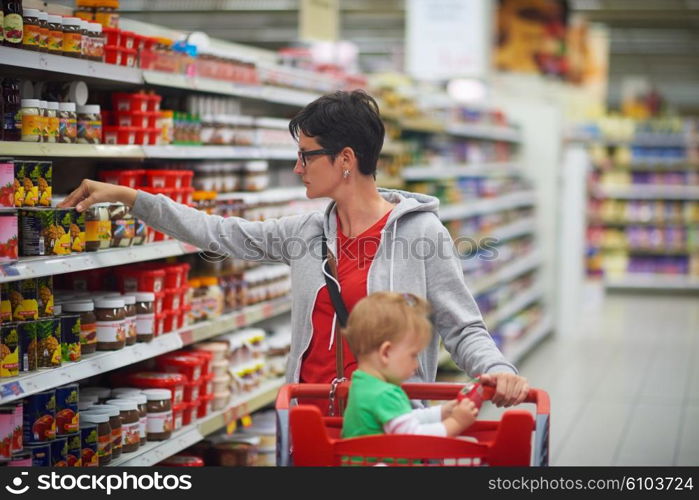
[293,159,304,175]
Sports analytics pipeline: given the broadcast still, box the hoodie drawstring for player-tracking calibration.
[322,257,341,350]
[389,219,397,292]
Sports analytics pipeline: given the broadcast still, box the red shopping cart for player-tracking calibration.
[275,381,549,467]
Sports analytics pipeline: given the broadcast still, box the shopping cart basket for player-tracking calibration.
[275,381,549,467]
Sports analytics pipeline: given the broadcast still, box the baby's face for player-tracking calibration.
[384,331,428,385]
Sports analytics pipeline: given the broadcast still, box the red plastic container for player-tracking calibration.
[145,111,158,128]
[99,169,145,188]
[181,187,194,206]
[163,310,176,333]
[145,170,171,189]
[146,95,162,113]
[134,128,149,146]
[182,379,200,404]
[172,190,184,204]
[112,93,149,113]
[103,27,120,46]
[173,402,185,430]
[176,310,186,330]
[132,33,147,52]
[188,350,213,376]
[101,110,114,126]
[160,264,182,289]
[157,353,204,381]
[147,127,160,145]
[119,30,136,49]
[103,126,137,145]
[142,37,157,51]
[199,372,215,396]
[120,47,137,67]
[180,171,194,188]
[181,402,197,427]
[104,45,121,65]
[114,111,148,128]
[154,312,165,337]
[197,393,214,419]
[119,268,166,293]
[127,371,186,404]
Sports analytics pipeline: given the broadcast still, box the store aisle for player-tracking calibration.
[472,291,699,465]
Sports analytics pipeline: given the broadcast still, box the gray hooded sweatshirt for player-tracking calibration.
[132,188,517,383]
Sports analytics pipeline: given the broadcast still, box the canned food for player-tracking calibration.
[0,406,14,460]
[0,283,12,322]
[0,212,18,264]
[23,389,56,444]
[38,161,52,207]
[9,279,39,322]
[54,209,74,256]
[25,443,51,466]
[72,210,85,253]
[55,384,79,435]
[65,432,82,467]
[37,275,53,317]
[20,320,38,372]
[19,208,53,256]
[60,314,81,362]
[37,318,61,369]
[51,436,68,466]
[0,323,19,378]
[8,450,32,466]
[79,422,99,467]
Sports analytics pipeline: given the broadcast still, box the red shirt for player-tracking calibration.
[300,210,391,385]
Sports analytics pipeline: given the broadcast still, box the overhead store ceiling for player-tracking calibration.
[118,0,699,113]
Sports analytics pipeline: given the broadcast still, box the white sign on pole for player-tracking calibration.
[405,0,489,81]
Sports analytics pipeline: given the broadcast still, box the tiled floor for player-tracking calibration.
[441,289,699,465]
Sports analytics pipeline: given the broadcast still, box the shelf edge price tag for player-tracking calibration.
[179,329,194,345]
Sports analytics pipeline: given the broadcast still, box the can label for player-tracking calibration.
[27,444,51,466]
[37,275,53,317]
[0,408,13,460]
[80,425,99,467]
[51,437,68,467]
[146,410,173,434]
[20,321,38,372]
[0,324,20,377]
[122,421,140,447]
[23,390,56,444]
[4,13,23,45]
[55,384,79,435]
[61,315,81,362]
[72,210,85,253]
[36,319,61,369]
[66,432,82,467]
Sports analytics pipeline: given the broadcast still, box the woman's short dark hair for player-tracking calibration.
[289,90,385,177]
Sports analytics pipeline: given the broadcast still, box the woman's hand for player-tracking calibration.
[58,179,137,212]
[479,372,529,407]
[440,399,458,419]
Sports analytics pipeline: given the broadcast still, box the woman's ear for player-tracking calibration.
[378,340,392,364]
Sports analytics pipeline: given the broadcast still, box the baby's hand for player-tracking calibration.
[441,399,458,419]
[452,399,479,428]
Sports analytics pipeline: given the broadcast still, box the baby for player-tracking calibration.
[341,291,478,438]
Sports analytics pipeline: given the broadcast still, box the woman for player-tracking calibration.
[59,90,528,407]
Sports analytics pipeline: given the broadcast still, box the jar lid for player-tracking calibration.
[80,386,111,399]
[158,354,204,368]
[22,8,40,17]
[37,11,48,21]
[111,387,142,396]
[105,399,138,411]
[80,412,109,424]
[80,394,99,404]
[78,421,97,430]
[127,371,187,387]
[79,19,88,29]
[135,292,155,302]
[106,293,136,305]
[39,100,47,109]
[84,405,120,417]
[59,102,77,112]
[95,297,125,309]
[46,101,59,111]
[77,104,101,115]
[68,81,89,106]
[117,392,146,404]
[48,15,62,23]
[77,401,94,411]
[62,17,82,27]
[53,304,62,315]
[142,389,172,401]
[63,301,94,312]
[88,22,102,33]
[193,342,227,353]
[21,99,41,108]
[158,455,204,467]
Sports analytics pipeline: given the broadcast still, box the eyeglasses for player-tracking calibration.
[297,148,336,168]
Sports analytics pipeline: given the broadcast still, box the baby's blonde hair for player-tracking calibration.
[343,292,432,358]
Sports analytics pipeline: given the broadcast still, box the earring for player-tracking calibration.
[343,170,350,179]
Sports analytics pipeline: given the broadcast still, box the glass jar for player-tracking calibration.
[58,102,77,144]
[85,202,111,251]
[107,294,136,346]
[61,17,82,58]
[3,1,24,48]
[20,99,41,142]
[88,22,104,62]
[21,8,40,51]
[74,0,96,23]
[94,0,119,29]
[63,300,97,355]
[84,405,121,459]
[94,297,126,351]
[47,15,63,54]
[108,203,134,247]
[79,412,111,465]
[142,389,172,441]
[116,392,147,445]
[38,100,48,142]
[76,104,101,144]
[37,10,48,52]
[135,292,155,343]
[104,399,140,453]
[79,19,90,59]
[45,101,58,143]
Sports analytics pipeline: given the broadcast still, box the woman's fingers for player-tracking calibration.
[58,179,91,209]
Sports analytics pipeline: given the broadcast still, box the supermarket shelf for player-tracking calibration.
[440,191,536,222]
[142,145,297,160]
[380,140,407,156]
[605,274,699,291]
[402,162,520,180]
[0,298,292,404]
[599,247,695,257]
[0,46,142,85]
[0,241,200,283]
[484,285,544,328]
[445,123,522,143]
[0,141,144,158]
[594,160,696,171]
[110,377,285,466]
[468,251,542,296]
[594,185,699,200]
[502,315,554,365]
[376,174,405,190]
[589,219,695,228]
